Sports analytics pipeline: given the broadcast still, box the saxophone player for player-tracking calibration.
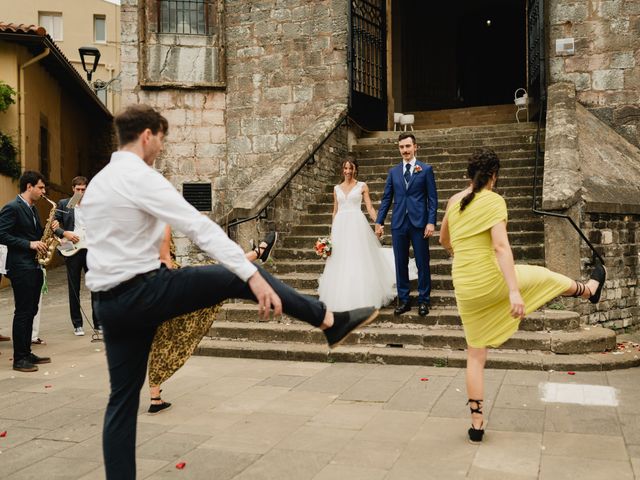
[0,171,55,372]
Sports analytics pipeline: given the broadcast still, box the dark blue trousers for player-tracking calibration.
[9,268,43,363]
[391,216,431,304]
[96,264,325,480]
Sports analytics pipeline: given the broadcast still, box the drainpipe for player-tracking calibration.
[18,48,50,168]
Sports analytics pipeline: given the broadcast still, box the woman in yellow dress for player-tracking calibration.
[439,149,606,444]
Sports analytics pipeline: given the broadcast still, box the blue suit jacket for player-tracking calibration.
[0,196,44,274]
[375,160,438,230]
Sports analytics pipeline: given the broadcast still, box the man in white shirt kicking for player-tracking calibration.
[82,104,378,480]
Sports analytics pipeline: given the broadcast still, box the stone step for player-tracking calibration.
[315,185,542,204]
[324,175,541,191]
[217,304,579,332]
[275,272,454,291]
[352,143,536,155]
[358,164,541,178]
[363,119,538,135]
[267,258,545,276]
[307,195,538,213]
[299,208,544,226]
[290,220,543,237]
[364,135,539,149]
[194,338,637,371]
[356,154,538,167]
[359,126,540,144]
[281,231,544,249]
[275,244,544,261]
[205,322,614,354]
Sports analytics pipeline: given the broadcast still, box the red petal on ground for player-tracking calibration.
[176,462,186,469]
[0,431,6,437]
[44,384,52,388]
[420,378,429,381]
[567,371,576,375]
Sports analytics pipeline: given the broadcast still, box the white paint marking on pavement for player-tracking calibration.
[539,382,619,407]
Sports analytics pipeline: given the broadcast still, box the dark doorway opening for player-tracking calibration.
[392,0,526,113]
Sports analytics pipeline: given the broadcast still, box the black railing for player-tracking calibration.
[530,102,604,265]
[224,113,348,234]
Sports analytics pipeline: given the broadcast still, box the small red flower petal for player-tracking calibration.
[420,378,429,381]
[0,431,6,437]
[567,371,576,375]
[176,462,186,469]
[44,384,52,388]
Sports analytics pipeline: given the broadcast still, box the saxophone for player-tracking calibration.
[36,195,60,267]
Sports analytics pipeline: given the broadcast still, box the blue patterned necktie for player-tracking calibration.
[404,163,411,185]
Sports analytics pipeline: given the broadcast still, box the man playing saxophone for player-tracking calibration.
[0,171,55,372]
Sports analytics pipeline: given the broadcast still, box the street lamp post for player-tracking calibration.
[78,46,101,82]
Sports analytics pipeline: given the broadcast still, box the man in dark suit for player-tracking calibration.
[375,132,438,317]
[0,171,53,372]
[55,176,100,336]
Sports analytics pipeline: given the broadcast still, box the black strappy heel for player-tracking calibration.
[588,258,606,304]
[467,399,485,444]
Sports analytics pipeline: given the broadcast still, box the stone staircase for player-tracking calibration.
[196,122,636,370]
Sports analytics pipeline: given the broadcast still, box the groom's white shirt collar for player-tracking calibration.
[403,157,417,174]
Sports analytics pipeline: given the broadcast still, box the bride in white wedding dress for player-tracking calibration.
[318,158,416,311]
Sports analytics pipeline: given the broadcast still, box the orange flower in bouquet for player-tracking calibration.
[314,237,332,259]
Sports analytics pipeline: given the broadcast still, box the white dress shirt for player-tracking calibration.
[402,157,417,175]
[82,151,257,291]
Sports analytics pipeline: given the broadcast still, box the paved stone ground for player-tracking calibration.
[1,267,640,479]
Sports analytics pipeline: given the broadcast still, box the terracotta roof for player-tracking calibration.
[0,23,47,36]
[0,22,111,119]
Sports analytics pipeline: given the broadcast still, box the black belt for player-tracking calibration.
[94,268,161,300]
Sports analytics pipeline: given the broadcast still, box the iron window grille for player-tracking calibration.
[158,0,209,35]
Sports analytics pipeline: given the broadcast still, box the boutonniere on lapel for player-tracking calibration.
[413,165,423,174]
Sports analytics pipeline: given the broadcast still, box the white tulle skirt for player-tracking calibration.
[318,209,415,311]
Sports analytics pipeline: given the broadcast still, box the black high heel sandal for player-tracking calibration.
[571,257,606,304]
[251,232,278,264]
[467,399,485,444]
[588,257,606,304]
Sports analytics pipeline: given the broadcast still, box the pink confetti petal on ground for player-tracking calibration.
[420,378,429,381]
[567,371,576,375]
[176,462,186,469]
[0,431,6,437]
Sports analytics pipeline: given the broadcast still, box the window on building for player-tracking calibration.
[96,88,107,106]
[159,0,208,35]
[94,15,106,43]
[38,12,63,41]
[39,124,50,179]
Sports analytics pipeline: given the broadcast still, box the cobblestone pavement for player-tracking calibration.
[1,267,639,479]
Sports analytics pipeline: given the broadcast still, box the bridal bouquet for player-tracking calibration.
[314,237,332,259]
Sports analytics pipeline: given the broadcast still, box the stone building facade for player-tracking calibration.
[119,0,640,328]
[549,0,640,147]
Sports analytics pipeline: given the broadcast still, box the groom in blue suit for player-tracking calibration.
[375,132,438,316]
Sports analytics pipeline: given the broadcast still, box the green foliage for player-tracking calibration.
[0,132,20,179]
[0,81,16,113]
[547,301,566,310]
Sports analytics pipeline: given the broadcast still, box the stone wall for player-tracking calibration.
[543,82,640,330]
[121,1,229,212]
[224,0,349,212]
[548,0,640,146]
[577,213,640,330]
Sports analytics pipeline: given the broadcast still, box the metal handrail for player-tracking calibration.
[224,113,348,234]
[530,100,604,265]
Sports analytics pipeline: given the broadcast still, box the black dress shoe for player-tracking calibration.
[29,353,51,364]
[324,307,379,349]
[13,359,38,372]
[394,303,411,315]
[418,303,430,316]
